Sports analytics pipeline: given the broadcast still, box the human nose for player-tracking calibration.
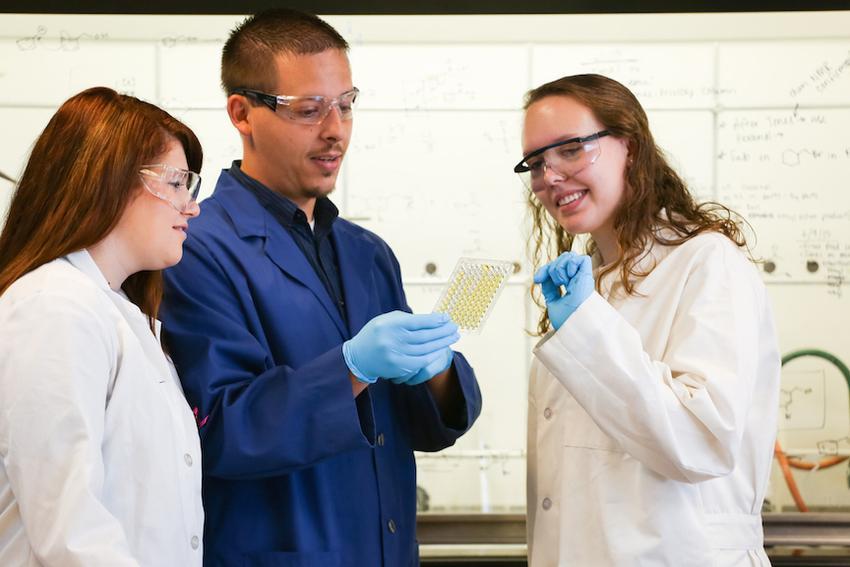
[319,103,345,140]
[541,160,567,186]
[181,198,200,218]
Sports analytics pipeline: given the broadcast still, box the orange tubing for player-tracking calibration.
[787,454,848,470]
[774,439,809,512]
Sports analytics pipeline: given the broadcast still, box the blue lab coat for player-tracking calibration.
[161,170,482,567]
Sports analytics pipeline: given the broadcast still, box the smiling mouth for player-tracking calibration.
[557,190,588,206]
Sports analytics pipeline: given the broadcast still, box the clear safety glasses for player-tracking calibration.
[138,163,201,213]
[232,87,360,125]
[513,130,610,193]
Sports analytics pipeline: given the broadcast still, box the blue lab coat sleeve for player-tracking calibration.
[394,351,481,451]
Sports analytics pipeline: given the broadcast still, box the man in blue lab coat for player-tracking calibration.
[160,9,482,567]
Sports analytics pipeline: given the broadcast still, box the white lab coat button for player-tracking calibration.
[543,408,553,419]
[184,453,193,467]
[191,535,200,549]
[542,497,552,510]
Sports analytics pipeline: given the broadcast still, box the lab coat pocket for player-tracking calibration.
[561,394,623,453]
[242,551,342,567]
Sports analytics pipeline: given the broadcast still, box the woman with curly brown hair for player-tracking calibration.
[520,74,780,566]
[0,87,204,566]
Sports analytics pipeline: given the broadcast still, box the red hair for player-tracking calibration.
[0,87,202,328]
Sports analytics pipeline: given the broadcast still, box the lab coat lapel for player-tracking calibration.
[214,172,349,338]
[109,300,174,385]
[333,221,377,337]
[65,250,174,385]
[263,226,348,337]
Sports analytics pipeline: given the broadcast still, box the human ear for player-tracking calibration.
[226,94,252,137]
[622,138,634,165]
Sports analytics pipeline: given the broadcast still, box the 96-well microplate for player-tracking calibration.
[432,258,513,333]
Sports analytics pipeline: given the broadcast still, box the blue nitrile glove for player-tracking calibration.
[343,311,460,384]
[389,346,455,386]
[533,252,595,331]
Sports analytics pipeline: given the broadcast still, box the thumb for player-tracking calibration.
[539,278,562,304]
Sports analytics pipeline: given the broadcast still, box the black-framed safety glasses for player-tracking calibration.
[514,130,610,192]
[232,87,360,125]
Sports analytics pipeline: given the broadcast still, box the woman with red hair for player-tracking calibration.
[0,87,204,566]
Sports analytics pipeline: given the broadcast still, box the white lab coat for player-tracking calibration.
[0,250,203,566]
[527,232,780,566]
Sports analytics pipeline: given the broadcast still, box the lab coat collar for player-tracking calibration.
[64,248,111,291]
[590,210,680,302]
[211,169,268,239]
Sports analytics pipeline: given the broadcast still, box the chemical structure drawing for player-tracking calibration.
[781,386,814,420]
[778,369,826,430]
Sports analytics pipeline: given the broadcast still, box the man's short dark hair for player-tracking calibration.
[221,9,349,94]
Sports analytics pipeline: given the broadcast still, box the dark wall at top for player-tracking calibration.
[2,0,849,14]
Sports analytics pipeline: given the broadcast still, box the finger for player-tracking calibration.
[578,255,593,276]
[393,369,424,386]
[533,264,551,284]
[396,312,452,330]
[561,251,586,279]
[539,278,562,303]
[548,259,569,286]
[404,321,458,344]
[403,373,431,386]
[565,254,585,279]
[398,331,460,356]
[402,347,455,371]
[557,252,578,277]
[406,353,449,385]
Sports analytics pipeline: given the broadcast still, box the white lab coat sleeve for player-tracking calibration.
[0,291,140,566]
[534,240,765,483]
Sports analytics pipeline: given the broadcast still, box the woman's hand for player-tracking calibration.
[533,252,595,330]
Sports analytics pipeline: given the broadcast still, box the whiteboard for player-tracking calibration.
[0,37,156,105]
[718,42,850,107]
[350,45,528,110]
[345,109,527,279]
[158,41,226,109]
[168,109,243,201]
[717,108,850,283]
[0,107,54,183]
[0,106,54,223]
[647,110,716,200]
[532,43,717,110]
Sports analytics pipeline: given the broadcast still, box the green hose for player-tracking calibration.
[781,349,850,389]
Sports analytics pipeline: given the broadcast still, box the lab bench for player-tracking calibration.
[417,513,850,566]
